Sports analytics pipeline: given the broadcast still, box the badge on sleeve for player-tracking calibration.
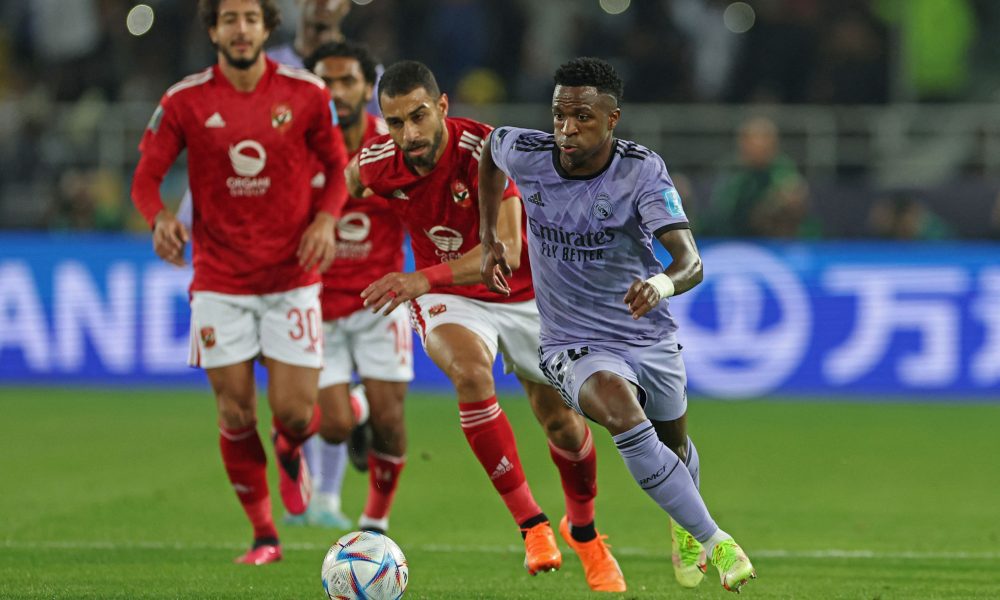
[663,189,686,218]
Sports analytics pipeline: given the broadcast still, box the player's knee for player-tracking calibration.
[580,372,645,434]
[272,405,313,435]
[217,404,255,430]
[446,361,494,398]
[370,409,404,439]
[318,415,352,444]
[215,391,256,429]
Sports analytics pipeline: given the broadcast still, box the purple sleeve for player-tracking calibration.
[488,126,529,178]
[636,155,689,236]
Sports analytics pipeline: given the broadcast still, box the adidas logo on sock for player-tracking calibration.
[526,192,544,206]
[490,456,513,480]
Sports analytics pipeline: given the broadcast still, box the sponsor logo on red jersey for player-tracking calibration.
[227,140,270,196]
[424,225,464,252]
[200,327,217,348]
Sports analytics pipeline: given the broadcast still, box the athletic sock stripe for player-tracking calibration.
[549,427,593,461]
[459,404,501,419]
[460,405,502,428]
[614,424,655,449]
[461,415,502,429]
[371,451,406,464]
[219,427,257,441]
[616,430,656,450]
[640,458,682,491]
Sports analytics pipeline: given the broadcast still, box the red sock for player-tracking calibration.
[459,397,542,525]
[548,427,597,527]
[219,423,277,541]
[363,451,406,520]
[272,404,321,457]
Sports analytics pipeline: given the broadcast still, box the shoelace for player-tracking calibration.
[712,540,740,572]
[579,534,612,555]
[524,527,553,554]
[676,529,703,566]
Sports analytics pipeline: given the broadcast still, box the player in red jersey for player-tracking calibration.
[347,61,626,593]
[290,40,412,533]
[130,0,349,565]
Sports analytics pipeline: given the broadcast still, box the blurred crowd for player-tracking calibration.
[2,0,1000,238]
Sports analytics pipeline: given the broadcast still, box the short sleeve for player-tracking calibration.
[636,155,690,237]
[489,126,532,178]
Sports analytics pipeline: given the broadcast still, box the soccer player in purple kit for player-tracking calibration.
[479,57,756,593]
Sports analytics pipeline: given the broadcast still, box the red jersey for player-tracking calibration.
[319,114,405,319]
[357,117,533,303]
[132,57,349,295]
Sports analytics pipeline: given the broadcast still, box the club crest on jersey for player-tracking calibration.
[429,304,447,317]
[271,103,293,131]
[200,327,217,348]
[593,193,613,220]
[450,180,471,208]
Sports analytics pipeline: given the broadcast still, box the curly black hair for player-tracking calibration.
[553,57,624,105]
[304,40,379,85]
[378,60,440,100]
[199,0,281,31]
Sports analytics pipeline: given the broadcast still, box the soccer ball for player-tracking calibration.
[321,531,409,600]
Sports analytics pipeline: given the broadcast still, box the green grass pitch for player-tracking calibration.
[1,387,998,599]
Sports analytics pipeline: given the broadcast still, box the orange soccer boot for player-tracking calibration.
[522,521,562,575]
[558,516,626,592]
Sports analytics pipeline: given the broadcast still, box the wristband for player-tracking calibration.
[645,273,675,301]
[420,262,454,288]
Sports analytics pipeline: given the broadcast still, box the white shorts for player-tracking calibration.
[540,337,688,422]
[318,305,414,389]
[410,293,546,384]
[188,284,323,370]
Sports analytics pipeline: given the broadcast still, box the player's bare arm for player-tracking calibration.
[297,210,337,272]
[152,209,190,267]
[477,136,513,296]
[344,155,374,198]
[624,228,703,319]
[362,196,523,316]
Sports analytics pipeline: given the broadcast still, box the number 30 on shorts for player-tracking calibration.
[287,307,321,350]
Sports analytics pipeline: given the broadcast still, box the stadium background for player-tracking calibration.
[1,1,999,599]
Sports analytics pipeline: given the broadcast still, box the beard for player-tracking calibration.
[336,97,366,129]
[219,43,263,70]
[402,125,444,171]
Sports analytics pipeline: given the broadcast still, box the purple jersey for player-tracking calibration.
[490,127,689,349]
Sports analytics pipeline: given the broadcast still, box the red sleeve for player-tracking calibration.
[501,176,521,202]
[131,95,185,228]
[307,88,349,218]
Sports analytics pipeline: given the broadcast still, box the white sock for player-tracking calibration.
[313,491,343,514]
[703,528,732,559]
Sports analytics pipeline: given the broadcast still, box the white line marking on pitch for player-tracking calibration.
[1,540,997,560]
